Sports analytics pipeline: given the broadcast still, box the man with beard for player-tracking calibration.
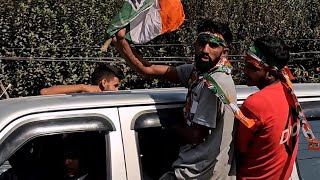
[112,20,237,180]
[236,36,299,180]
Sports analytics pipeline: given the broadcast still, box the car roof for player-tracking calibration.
[0,87,188,130]
[0,83,319,131]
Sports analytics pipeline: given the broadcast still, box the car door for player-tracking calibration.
[0,108,126,180]
[119,104,184,180]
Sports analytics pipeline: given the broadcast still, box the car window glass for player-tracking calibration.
[136,108,184,180]
[297,120,320,180]
[0,131,108,180]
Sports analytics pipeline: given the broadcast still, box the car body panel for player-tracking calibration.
[0,83,319,180]
[1,83,319,129]
[0,108,127,180]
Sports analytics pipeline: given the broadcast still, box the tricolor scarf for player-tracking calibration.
[184,33,256,128]
[184,58,232,126]
[246,45,320,151]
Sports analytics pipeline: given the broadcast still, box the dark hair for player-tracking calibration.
[62,134,89,171]
[254,36,290,69]
[197,19,233,45]
[91,64,123,85]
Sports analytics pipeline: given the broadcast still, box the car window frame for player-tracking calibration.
[131,105,185,179]
[0,113,115,169]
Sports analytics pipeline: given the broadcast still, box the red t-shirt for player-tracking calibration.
[236,82,299,180]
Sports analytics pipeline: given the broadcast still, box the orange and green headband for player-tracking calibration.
[197,32,227,47]
[246,45,295,80]
[246,45,282,70]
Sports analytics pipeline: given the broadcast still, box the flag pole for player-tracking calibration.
[101,38,112,52]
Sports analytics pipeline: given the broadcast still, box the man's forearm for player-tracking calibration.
[114,38,152,77]
[40,85,86,95]
[113,37,180,82]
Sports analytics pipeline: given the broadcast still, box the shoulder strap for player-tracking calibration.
[281,69,320,151]
[203,67,256,128]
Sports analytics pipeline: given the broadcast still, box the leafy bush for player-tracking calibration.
[0,0,319,99]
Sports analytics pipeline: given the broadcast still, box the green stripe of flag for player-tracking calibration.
[106,0,154,37]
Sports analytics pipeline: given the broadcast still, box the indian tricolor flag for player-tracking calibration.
[102,0,184,50]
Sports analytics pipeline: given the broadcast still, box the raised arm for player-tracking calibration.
[40,84,101,95]
[112,29,181,83]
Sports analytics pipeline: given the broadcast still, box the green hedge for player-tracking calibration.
[1,0,320,98]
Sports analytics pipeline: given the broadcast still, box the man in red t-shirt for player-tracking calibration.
[236,36,299,180]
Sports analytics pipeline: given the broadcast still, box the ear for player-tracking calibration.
[98,79,107,91]
[221,47,230,58]
[266,69,278,81]
[223,47,230,54]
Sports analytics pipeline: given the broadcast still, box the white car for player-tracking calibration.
[0,84,319,180]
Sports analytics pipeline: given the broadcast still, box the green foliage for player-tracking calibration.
[0,0,319,99]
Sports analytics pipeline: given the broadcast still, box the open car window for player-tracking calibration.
[134,107,184,179]
[296,120,320,180]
